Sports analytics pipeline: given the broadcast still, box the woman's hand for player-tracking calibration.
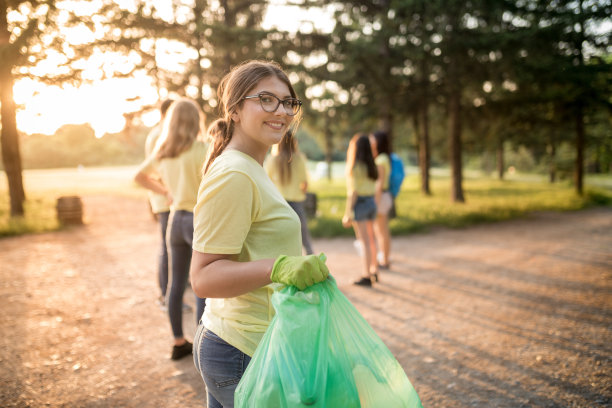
[270,253,329,290]
[342,214,352,228]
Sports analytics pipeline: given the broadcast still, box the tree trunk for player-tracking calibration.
[324,112,333,181]
[378,94,393,138]
[0,4,25,216]
[574,106,584,195]
[448,87,465,203]
[193,1,205,110]
[417,103,431,195]
[548,137,557,183]
[496,136,504,180]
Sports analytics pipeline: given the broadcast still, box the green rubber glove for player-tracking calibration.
[270,253,330,290]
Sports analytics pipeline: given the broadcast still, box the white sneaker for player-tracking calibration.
[353,240,364,256]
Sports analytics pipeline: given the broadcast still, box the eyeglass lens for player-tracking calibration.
[259,94,301,115]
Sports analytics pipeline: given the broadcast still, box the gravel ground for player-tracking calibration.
[1,195,610,407]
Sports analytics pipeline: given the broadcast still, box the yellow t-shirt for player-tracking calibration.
[193,149,302,356]
[348,163,376,196]
[138,140,207,212]
[375,153,391,191]
[264,152,308,202]
[143,125,170,213]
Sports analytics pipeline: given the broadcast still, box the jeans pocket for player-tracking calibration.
[200,330,247,389]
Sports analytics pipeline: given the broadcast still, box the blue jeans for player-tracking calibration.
[287,201,314,255]
[157,211,170,297]
[168,210,205,338]
[193,325,251,408]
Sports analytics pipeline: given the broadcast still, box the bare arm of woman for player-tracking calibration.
[342,190,358,228]
[375,164,386,204]
[134,171,172,204]
[190,251,274,298]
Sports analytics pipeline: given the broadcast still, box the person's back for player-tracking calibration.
[134,97,206,361]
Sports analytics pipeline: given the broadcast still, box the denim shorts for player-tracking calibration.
[193,324,251,408]
[353,195,377,221]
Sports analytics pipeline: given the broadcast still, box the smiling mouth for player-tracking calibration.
[265,121,284,130]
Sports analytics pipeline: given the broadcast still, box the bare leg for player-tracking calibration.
[374,213,391,266]
[365,220,379,276]
[353,220,373,279]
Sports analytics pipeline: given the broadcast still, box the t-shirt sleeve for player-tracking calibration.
[136,155,158,177]
[192,170,259,254]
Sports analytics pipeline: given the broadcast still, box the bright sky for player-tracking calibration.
[12,2,335,138]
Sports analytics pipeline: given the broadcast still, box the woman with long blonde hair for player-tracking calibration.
[135,98,207,360]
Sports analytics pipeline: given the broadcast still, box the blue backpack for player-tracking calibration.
[389,153,405,198]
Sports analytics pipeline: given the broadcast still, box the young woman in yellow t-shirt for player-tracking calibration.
[189,60,329,408]
[342,133,379,286]
[135,98,207,361]
[143,98,173,308]
[265,136,315,255]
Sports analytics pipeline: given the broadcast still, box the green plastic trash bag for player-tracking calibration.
[235,276,423,408]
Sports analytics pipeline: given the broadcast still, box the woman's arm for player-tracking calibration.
[134,171,172,204]
[190,251,274,298]
[342,190,358,228]
[374,164,386,204]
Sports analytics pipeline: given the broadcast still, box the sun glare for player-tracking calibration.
[13,1,334,139]
[14,75,158,138]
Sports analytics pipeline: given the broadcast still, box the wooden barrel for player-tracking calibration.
[57,196,83,225]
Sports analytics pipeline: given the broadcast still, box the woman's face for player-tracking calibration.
[231,76,294,160]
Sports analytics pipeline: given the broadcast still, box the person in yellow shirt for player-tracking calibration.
[265,136,314,255]
[370,130,393,269]
[135,98,207,360]
[143,98,173,308]
[342,133,379,287]
[189,60,329,408]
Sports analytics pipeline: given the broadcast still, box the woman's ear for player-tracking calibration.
[231,110,240,123]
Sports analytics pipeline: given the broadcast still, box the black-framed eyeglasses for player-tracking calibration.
[243,92,302,116]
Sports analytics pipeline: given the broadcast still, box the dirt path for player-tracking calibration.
[1,195,610,408]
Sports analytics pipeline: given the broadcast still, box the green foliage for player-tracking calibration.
[15,124,148,169]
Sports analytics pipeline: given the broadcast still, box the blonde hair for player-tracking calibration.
[271,134,296,185]
[156,98,204,160]
[204,60,302,173]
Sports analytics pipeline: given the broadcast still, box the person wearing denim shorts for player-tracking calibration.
[342,133,379,287]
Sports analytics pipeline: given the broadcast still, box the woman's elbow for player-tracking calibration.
[134,171,147,186]
[189,265,208,298]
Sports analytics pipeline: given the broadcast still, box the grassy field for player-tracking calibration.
[1,165,611,238]
[0,166,146,237]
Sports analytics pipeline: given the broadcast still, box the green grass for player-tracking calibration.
[307,173,612,238]
[1,165,611,238]
[0,166,146,238]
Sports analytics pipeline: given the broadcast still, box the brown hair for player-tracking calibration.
[204,60,302,173]
[156,98,203,159]
[346,133,378,181]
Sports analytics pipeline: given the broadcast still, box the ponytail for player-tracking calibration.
[204,118,233,173]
